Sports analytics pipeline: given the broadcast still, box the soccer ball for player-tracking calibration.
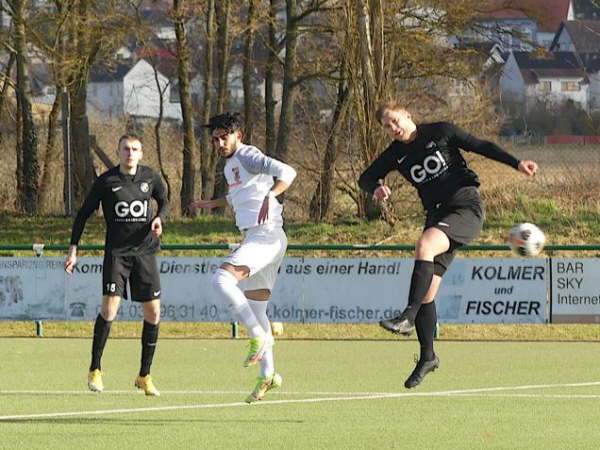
[271,321,284,336]
[508,223,546,257]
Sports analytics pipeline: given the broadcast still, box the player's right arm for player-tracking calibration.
[65,180,102,274]
[358,148,395,202]
[188,197,228,210]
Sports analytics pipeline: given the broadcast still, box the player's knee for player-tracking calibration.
[415,238,434,259]
[144,309,160,324]
[212,268,238,292]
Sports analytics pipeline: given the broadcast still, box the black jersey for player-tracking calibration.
[358,122,520,210]
[70,165,169,256]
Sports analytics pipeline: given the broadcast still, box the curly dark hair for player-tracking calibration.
[205,112,244,133]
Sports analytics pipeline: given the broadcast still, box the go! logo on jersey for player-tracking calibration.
[409,151,448,183]
[115,200,148,218]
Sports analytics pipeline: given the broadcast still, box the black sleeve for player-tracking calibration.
[358,148,395,195]
[70,179,102,246]
[447,123,520,169]
[152,171,169,220]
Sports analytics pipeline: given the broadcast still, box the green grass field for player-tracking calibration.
[1,338,599,449]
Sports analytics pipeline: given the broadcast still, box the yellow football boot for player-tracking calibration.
[245,373,282,404]
[134,375,160,396]
[87,369,104,392]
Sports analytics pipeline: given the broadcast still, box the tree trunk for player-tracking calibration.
[0,51,16,146]
[212,0,232,213]
[199,0,216,201]
[309,78,350,221]
[355,0,382,219]
[68,79,96,209]
[173,0,198,216]
[215,0,231,113]
[151,63,172,202]
[67,0,97,211]
[39,87,62,211]
[13,0,39,214]
[273,0,299,163]
[243,0,257,141]
[264,0,278,156]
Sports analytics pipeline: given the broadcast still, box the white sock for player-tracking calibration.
[248,299,275,378]
[211,269,264,338]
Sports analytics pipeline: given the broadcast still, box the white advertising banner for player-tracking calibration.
[551,259,600,323]
[0,257,549,324]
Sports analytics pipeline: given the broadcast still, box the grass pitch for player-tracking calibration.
[1,338,599,449]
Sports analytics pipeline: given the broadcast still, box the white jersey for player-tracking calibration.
[224,144,296,231]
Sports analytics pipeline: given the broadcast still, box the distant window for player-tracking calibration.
[538,81,551,92]
[561,81,580,92]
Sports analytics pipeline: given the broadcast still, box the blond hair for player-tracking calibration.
[118,134,143,148]
[375,101,408,124]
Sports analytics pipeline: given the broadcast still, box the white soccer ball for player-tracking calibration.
[508,223,546,257]
[271,321,284,336]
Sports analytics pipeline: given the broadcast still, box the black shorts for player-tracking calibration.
[425,186,485,276]
[102,253,161,302]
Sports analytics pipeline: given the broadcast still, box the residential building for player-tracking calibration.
[500,51,589,112]
[87,59,182,121]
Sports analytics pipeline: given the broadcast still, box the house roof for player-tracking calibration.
[552,20,600,52]
[513,50,581,69]
[479,0,572,32]
[512,51,588,83]
[578,52,600,72]
[89,63,133,82]
[573,0,600,20]
[455,41,500,54]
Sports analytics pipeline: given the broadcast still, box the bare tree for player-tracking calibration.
[263,0,278,156]
[242,0,258,141]
[0,50,15,145]
[215,0,232,113]
[172,0,198,216]
[199,0,217,201]
[6,0,40,213]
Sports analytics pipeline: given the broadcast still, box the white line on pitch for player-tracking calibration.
[1,381,599,421]
[449,393,600,399]
[3,381,600,397]
[0,390,397,396]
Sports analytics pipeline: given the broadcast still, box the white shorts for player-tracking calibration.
[224,226,288,291]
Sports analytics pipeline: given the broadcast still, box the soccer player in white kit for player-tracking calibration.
[190,112,297,403]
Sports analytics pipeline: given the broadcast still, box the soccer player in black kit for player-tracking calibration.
[64,134,168,396]
[359,102,538,388]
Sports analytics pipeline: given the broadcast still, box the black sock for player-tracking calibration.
[90,314,112,371]
[140,321,159,377]
[415,301,437,361]
[403,260,434,322]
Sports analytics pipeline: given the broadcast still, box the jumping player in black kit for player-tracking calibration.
[359,102,538,388]
[64,134,168,396]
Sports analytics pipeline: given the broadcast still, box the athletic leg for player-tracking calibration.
[90,295,120,371]
[380,228,449,334]
[140,299,160,377]
[212,264,265,338]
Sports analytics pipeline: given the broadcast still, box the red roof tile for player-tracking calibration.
[479,0,572,31]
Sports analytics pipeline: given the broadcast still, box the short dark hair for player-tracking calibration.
[205,112,244,133]
[118,134,143,148]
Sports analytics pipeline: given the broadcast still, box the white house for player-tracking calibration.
[454,0,574,50]
[550,20,600,111]
[87,59,182,121]
[550,20,600,52]
[500,51,589,112]
[579,53,600,111]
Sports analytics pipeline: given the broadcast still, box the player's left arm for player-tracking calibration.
[238,147,297,224]
[447,123,538,177]
[151,171,170,238]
